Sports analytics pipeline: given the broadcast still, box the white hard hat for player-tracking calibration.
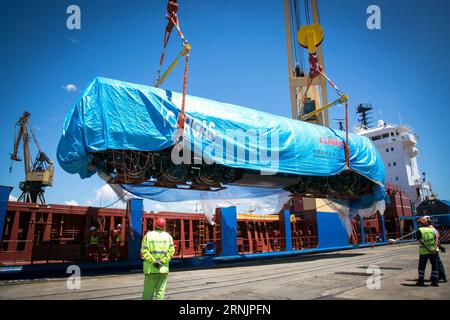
[416,216,431,224]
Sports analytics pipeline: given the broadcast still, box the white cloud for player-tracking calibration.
[9,194,17,202]
[83,184,128,209]
[65,200,79,206]
[111,202,127,209]
[144,199,200,213]
[63,84,77,93]
[96,184,117,201]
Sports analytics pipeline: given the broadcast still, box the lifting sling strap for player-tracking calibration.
[155,0,190,145]
[298,52,351,169]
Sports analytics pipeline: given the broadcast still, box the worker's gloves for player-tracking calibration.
[153,260,164,268]
[439,245,447,254]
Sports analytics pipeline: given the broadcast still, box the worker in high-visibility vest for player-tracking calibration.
[89,226,99,245]
[415,216,439,287]
[429,223,447,283]
[141,217,175,300]
[109,224,122,261]
[88,226,100,261]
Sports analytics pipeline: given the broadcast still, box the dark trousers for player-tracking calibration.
[436,254,447,280]
[418,254,439,283]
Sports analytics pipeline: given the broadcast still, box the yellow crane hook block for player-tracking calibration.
[297,24,324,54]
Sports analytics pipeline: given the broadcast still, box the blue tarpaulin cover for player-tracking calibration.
[57,77,388,206]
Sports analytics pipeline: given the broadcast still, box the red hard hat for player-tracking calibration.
[155,217,166,230]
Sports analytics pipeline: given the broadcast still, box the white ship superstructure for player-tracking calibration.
[356,120,433,205]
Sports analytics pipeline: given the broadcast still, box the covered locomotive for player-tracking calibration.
[57,77,387,202]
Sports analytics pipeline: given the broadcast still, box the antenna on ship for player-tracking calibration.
[333,118,345,131]
[356,103,374,128]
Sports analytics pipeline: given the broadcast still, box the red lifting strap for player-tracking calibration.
[165,0,179,35]
[308,54,323,79]
[156,0,189,145]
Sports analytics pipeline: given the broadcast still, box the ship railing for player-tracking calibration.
[0,238,130,266]
[236,235,319,254]
[291,235,319,250]
[171,238,221,258]
[363,230,386,244]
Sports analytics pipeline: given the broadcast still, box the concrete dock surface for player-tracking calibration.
[0,243,448,300]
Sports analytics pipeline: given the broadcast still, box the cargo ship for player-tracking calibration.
[1,97,447,274]
[0,187,419,270]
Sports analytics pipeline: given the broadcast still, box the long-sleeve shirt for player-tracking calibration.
[141,230,175,274]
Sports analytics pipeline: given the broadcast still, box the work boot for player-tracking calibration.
[430,282,439,287]
[416,281,426,287]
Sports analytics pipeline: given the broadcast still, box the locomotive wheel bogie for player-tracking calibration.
[92,149,376,197]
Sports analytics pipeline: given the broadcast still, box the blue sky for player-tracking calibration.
[1,0,449,208]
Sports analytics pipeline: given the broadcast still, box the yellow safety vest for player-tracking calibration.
[418,227,437,255]
[141,230,175,274]
[90,236,99,245]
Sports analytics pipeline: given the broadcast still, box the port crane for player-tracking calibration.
[284,0,348,128]
[284,0,353,212]
[10,111,54,204]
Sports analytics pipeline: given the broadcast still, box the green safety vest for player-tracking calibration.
[141,230,175,274]
[418,227,437,255]
[112,231,121,243]
[90,236,99,245]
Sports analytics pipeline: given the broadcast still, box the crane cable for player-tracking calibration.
[290,0,298,67]
[304,0,311,25]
